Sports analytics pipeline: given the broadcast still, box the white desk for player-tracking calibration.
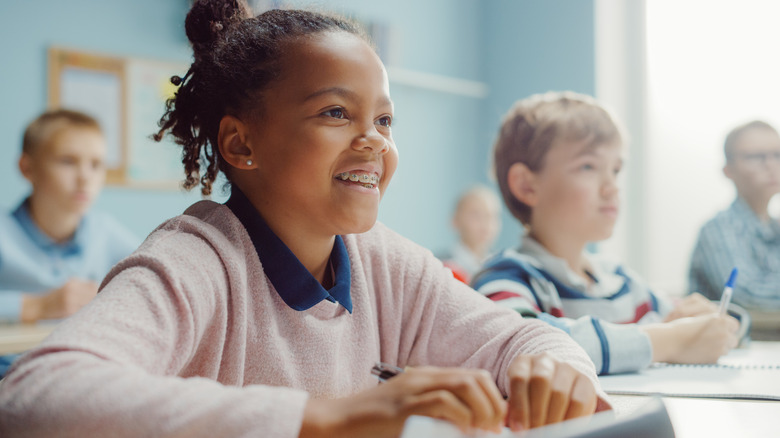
[611,395,779,437]
[0,323,56,354]
[608,341,780,436]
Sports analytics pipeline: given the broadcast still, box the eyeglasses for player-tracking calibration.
[730,151,780,166]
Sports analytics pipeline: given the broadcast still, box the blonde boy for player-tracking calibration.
[0,109,138,325]
[473,92,739,374]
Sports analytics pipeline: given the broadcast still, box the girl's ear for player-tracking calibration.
[218,115,256,169]
[507,162,539,207]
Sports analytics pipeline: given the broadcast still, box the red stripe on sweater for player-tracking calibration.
[632,301,652,323]
[488,291,523,301]
[615,301,652,324]
[549,307,564,317]
[487,291,542,312]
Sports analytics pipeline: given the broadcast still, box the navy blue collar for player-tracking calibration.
[225,187,352,313]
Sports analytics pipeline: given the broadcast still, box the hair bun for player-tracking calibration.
[185,0,251,52]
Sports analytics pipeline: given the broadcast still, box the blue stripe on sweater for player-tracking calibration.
[477,253,634,302]
[591,318,610,375]
[472,257,544,306]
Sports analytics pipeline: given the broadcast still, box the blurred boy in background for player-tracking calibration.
[0,109,138,373]
[473,92,739,375]
[689,121,780,310]
[440,185,502,283]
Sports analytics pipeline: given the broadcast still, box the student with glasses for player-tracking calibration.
[689,120,780,310]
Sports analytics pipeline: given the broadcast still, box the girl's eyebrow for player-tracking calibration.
[303,86,356,102]
[302,86,393,107]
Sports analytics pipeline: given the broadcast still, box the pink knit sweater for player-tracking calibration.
[0,201,606,437]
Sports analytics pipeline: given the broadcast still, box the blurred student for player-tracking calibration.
[0,109,138,374]
[441,185,501,283]
[0,5,608,437]
[689,121,780,309]
[473,91,739,375]
[0,109,138,323]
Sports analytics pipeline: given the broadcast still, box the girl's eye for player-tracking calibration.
[322,108,346,119]
[580,163,595,171]
[376,115,393,127]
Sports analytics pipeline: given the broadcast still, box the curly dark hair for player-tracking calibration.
[154,0,365,196]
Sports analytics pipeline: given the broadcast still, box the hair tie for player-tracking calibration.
[170,68,192,86]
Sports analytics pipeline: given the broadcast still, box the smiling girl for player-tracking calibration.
[0,3,608,437]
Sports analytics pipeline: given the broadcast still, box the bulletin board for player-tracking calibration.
[48,47,188,188]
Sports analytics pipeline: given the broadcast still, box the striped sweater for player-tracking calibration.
[472,236,672,375]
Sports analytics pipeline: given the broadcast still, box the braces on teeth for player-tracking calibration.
[337,172,379,188]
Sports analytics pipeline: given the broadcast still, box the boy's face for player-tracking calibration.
[454,195,501,251]
[20,127,106,216]
[725,128,780,201]
[530,139,623,243]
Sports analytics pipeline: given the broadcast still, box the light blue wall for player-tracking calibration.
[0,0,594,255]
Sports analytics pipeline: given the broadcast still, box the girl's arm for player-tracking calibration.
[362,225,609,421]
[0,248,309,438]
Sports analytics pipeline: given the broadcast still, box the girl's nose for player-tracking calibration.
[353,127,388,154]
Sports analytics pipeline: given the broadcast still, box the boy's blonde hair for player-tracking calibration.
[22,109,101,155]
[493,91,622,225]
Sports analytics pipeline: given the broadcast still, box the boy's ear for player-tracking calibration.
[507,162,538,207]
[18,153,34,182]
[723,164,735,181]
[218,115,256,169]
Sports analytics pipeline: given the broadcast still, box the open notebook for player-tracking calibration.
[599,341,780,400]
[400,397,673,438]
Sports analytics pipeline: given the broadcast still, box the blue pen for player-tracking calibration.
[718,268,738,316]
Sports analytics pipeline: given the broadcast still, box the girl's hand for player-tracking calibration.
[664,293,718,322]
[505,353,598,431]
[300,366,507,438]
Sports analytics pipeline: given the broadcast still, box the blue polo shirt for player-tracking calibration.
[0,199,140,323]
[225,187,352,313]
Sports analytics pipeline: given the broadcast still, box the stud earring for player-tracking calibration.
[246,159,253,166]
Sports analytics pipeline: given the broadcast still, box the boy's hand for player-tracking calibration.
[300,366,507,438]
[505,353,598,431]
[21,278,99,323]
[643,314,739,363]
[668,314,739,363]
[664,293,718,321]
